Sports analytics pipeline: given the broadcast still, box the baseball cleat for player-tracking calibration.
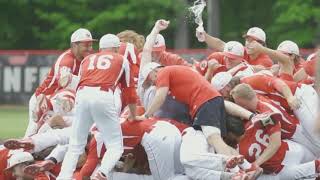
[4,138,34,150]
[91,171,107,180]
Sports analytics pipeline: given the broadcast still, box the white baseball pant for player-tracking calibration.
[57,86,123,180]
[180,127,234,180]
[110,172,191,180]
[25,93,38,137]
[141,121,183,180]
[294,84,320,156]
[31,127,71,152]
[45,144,69,163]
[277,140,317,180]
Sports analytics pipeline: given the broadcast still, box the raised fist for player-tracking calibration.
[196,25,206,42]
[155,19,170,31]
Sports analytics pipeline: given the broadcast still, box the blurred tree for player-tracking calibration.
[0,0,319,49]
[268,0,320,48]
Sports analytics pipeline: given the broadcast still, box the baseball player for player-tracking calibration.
[138,19,192,124]
[248,40,305,81]
[0,146,16,180]
[26,28,96,137]
[230,83,320,157]
[225,110,320,180]
[180,125,263,180]
[57,33,138,180]
[211,72,300,111]
[76,106,189,180]
[4,151,35,180]
[4,127,72,154]
[193,41,255,82]
[294,50,318,82]
[196,26,273,70]
[150,34,191,67]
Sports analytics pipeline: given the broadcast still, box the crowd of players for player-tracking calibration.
[0,19,319,180]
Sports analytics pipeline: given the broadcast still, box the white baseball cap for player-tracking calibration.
[307,53,316,61]
[223,41,244,60]
[99,34,121,49]
[152,34,166,52]
[277,40,300,56]
[5,151,34,170]
[243,27,266,43]
[211,72,233,91]
[70,28,96,43]
[139,62,162,85]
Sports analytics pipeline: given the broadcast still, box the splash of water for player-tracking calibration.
[188,0,206,27]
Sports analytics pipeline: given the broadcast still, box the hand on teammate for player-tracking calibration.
[155,19,170,32]
[287,96,300,110]
[134,114,149,121]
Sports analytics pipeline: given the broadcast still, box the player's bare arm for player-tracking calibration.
[249,41,290,66]
[254,131,281,166]
[140,19,170,68]
[273,78,300,110]
[224,100,254,120]
[196,27,225,51]
[137,87,169,120]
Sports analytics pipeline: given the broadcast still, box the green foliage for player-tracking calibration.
[0,0,319,49]
[267,0,320,48]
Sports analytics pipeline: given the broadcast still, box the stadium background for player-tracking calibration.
[0,0,319,140]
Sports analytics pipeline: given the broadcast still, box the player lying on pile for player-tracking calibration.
[223,83,320,179]
[212,73,320,157]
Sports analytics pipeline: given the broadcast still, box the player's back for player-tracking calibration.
[79,51,124,88]
[158,65,220,116]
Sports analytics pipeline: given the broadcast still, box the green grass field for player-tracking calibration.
[0,106,28,140]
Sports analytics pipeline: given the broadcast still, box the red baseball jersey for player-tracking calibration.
[241,74,300,112]
[156,66,221,118]
[0,148,14,180]
[194,52,228,77]
[243,49,273,68]
[78,50,137,104]
[119,42,140,84]
[158,51,191,67]
[80,118,189,177]
[303,57,317,77]
[35,49,81,96]
[256,96,299,139]
[238,122,288,174]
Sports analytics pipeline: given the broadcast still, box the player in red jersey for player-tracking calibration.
[294,51,318,82]
[248,40,305,81]
[57,34,138,180]
[26,28,96,137]
[211,72,300,111]
[230,84,320,157]
[0,146,15,180]
[193,41,256,82]
[196,26,273,71]
[225,111,320,179]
